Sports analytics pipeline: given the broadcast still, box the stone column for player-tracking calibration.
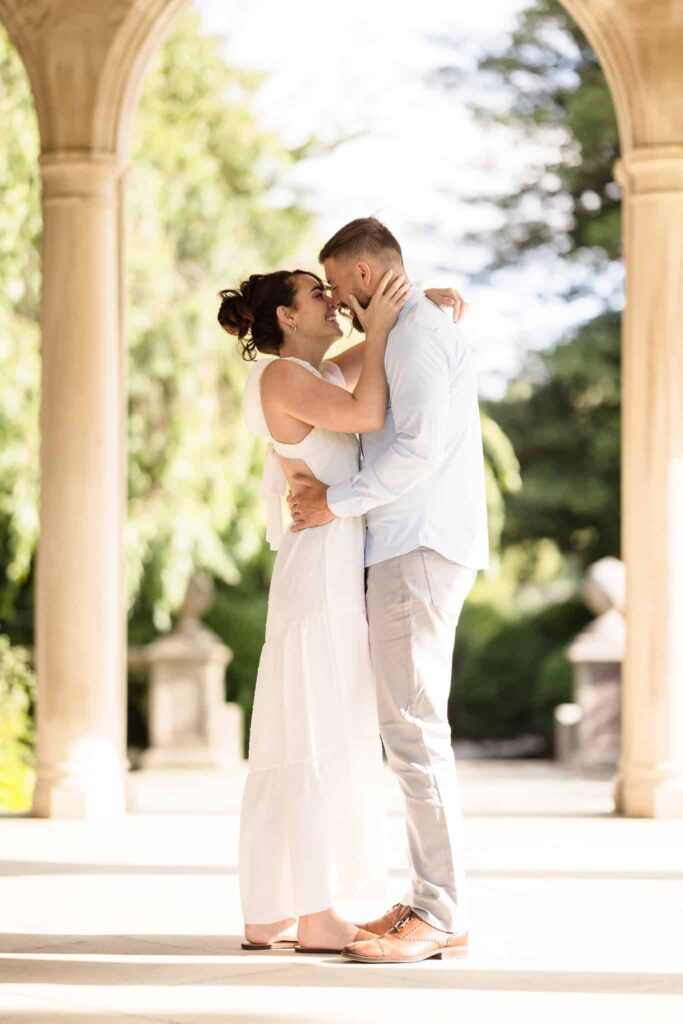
[613,147,683,817]
[32,153,128,818]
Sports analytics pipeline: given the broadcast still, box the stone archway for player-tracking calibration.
[0,0,189,818]
[0,0,680,817]
[561,0,683,817]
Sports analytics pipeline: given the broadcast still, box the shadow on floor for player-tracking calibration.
[1,861,681,881]
[0,951,682,995]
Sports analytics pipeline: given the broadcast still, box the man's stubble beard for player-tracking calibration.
[347,293,371,333]
[339,298,369,334]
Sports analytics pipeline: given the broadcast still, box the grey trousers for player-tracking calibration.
[366,547,475,934]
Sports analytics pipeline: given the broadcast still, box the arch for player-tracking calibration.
[561,0,683,153]
[0,0,189,157]
[94,0,189,157]
[0,1,51,148]
[1,0,682,821]
[559,0,637,152]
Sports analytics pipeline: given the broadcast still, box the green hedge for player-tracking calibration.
[204,584,268,758]
[451,597,591,750]
[3,588,590,788]
[125,581,269,760]
[0,633,36,811]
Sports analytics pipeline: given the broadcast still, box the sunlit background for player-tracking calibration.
[0,0,623,808]
[197,0,622,398]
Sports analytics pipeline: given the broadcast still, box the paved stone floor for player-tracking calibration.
[1,759,682,1023]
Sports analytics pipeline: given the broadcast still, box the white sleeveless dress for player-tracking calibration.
[238,356,387,924]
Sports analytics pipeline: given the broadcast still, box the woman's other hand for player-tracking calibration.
[424,287,468,323]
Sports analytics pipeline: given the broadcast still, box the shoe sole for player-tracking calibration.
[294,946,343,954]
[343,945,468,963]
[241,940,298,951]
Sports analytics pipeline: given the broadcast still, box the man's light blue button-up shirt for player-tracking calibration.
[327,290,489,570]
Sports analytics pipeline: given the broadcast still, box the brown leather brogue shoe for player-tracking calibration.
[342,907,469,964]
[356,902,411,937]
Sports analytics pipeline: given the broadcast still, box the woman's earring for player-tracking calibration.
[290,323,298,334]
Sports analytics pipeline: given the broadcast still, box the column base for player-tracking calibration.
[31,741,128,819]
[138,744,241,771]
[614,765,683,817]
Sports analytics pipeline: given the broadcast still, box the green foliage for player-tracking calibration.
[468,0,622,569]
[0,30,40,624]
[0,31,40,318]
[487,311,621,566]
[204,581,270,757]
[458,0,621,286]
[436,0,622,744]
[0,634,36,810]
[481,412,521,557]
[125,12,314,632]
[451,597,590,747]
[0,16,315,639]
[0,7,610,755]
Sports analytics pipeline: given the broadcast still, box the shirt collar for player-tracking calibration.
[396,286,419,323]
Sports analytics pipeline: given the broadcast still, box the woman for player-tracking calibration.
[218,269,461,954]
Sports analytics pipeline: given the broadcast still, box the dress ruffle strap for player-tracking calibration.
[261,442,287,551]
[243,356,344,551]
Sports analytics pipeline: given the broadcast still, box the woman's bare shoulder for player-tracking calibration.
[260,358,310,387]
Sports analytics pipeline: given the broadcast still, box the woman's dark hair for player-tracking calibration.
[217,269,325,361]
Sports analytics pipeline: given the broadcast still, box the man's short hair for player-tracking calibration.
[318,217,403,264]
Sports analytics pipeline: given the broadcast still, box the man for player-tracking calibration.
[289,217,489,964]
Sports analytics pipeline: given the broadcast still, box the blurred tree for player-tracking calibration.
[0,13,530,756]
[481,412,521,560]
[0,634,36,809]
[432,0,621,300]
[0,30,41,632]
[0,15,315,639]
[487,310,620,567]
[451,596,591,747]
[431,0,624,743]
[125,12,315,631]
[432,0,622,568]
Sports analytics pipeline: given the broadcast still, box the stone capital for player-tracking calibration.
[0,0,189,155]
[40,150,123,206]
[614,146,683,197]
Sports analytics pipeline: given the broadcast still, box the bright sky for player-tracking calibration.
[195,0,615,397]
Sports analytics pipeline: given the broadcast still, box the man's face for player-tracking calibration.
[323,255,372,331]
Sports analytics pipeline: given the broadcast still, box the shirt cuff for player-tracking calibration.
[327,479,356,518]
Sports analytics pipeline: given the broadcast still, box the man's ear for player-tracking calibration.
[356,260,372,288]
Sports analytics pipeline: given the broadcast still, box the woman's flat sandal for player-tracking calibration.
[241,938,298,950]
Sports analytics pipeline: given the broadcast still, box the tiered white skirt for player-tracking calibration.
[238,521,387,923]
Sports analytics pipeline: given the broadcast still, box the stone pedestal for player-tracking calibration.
[138,573,243,771]
[566,558,625,768]
[554,703,582,764]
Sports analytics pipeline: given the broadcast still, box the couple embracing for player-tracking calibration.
[217,217,488,964]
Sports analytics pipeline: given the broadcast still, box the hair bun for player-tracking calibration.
[217,269,320,362]
[217,287,255,340]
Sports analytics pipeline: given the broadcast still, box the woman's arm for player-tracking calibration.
[328,340,365,391]
[260,272,409,435]
[424,287,469,321]
[330,287,468,390]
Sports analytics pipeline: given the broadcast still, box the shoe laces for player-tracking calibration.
[388,906,414,934]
